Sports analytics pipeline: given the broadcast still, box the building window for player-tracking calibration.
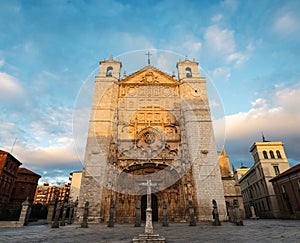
[185,67,192,77]
[106,66,113,77]
[20,186,25,194]
[270,150,275,159]
[29,186,33,197]
[276,150,282,159]
[263,151,268,159]
[273,165,280,175]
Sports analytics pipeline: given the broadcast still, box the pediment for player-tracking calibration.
[120,66,179,85]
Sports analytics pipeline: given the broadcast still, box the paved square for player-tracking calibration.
[0,220,299,242]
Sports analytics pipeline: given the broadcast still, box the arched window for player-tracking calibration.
[270,150,275,159]
[185,67,192,77]
[106,66,113,77]
[263,151,268,159]
[276,150,282,159]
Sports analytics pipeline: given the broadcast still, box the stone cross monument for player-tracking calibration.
[139,176,157,235]
[133,176,165,242]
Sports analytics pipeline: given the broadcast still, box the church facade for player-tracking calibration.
[77,55,227,223]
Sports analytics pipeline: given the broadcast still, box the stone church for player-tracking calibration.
[77,55,227,223]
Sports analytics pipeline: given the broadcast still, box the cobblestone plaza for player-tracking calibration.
[1,219,299,242]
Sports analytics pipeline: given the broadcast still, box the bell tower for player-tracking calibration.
[177,56,226,221]
[99,55,122,79]
[176,56,200,80]
[77,56,122,223]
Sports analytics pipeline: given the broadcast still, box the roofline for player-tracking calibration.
[0,149,22,165]
[270,164,300,181]
[249,141,284,152]
[120,65,176,83]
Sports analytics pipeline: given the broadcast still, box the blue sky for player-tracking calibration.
[0,0,299,185]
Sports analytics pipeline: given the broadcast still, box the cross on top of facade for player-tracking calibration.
[145,51,152,65]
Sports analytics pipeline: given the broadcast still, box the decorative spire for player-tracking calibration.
[221,145,227,156]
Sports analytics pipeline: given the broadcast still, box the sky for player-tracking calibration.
[0,0,299,185]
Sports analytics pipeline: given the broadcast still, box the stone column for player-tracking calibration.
[19,198,31,226]
[46,200,56,224]
[134,200,141,227]
[188,200,196,226]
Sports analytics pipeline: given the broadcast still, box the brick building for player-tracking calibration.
[0,150,22,205]
[10,167,41,205]
[34,183,70,205]
[270,164,300,219]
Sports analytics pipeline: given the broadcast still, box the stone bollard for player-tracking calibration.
[162,201,168,227]
[81,201,89,228]
[250,205,259,220]
[107,199,115,227]
[68,203,74,225]
[134,200,141,227]
[234,202,243,226]
[228,202,234,223]
[52,202,62,228]
[188,200,196,226]
[46,200,56,224]
[60,203,67,226]
[212,199,221,226]
[19,198,31,226]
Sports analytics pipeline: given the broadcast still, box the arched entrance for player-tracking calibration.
[141,194,158,221]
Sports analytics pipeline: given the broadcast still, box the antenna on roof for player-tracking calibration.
[262,132,269,142]
[11,137,17,154]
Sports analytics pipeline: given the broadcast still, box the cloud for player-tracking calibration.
[226,52,248,66]
[221,0,238,12]
[18,144,79,167]
[204,25,251,67]
[0,103,80,175]
[222,82,300,165]
[0,72,26,101]
[273,10,300,35]
[0,58,4,67]
[208,66,231,83]
[204,25,235,54]
[211,14,223,22]
[118,32,155,51]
